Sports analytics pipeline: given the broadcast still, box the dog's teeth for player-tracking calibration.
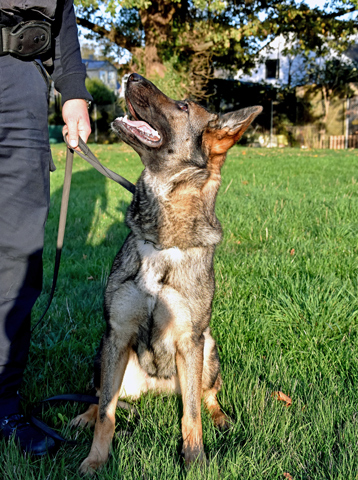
[118,114,161,142]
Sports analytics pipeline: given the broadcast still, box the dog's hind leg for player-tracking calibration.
[79,341,130,476]
[70,341,103,429]
[202,375,230,431]
[79,282,146,476]
[71,402,99,429]
[201,329,230,430]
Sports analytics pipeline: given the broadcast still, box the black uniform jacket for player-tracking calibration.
[0,0,92,104]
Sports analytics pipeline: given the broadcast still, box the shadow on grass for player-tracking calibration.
[40,167,131,298]
[26,168,132,401]
[61,167,130,249]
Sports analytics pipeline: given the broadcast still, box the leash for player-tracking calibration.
[30,138,137,445]
[30,394,139,445]
[71,137,136,195]
[31,136,135,333]
[31,394,99,445]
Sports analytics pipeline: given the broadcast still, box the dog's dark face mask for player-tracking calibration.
[112,73,262,173]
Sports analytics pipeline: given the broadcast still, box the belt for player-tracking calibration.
[0,20,51,59]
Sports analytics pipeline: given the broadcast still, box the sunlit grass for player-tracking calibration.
[1,145,358,479]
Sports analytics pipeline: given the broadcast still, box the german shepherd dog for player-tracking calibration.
[73,73,262,475]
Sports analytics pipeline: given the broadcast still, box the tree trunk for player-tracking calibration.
[321,84,330,130]
[139,0,176,78]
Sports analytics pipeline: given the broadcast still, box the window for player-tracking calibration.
[99,70,108,84]
[108,71,117,88]
[265,59,279,80]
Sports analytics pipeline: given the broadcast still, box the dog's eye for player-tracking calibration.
[178,102,189,112]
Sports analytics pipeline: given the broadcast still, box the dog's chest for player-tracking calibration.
[134,240,186,378]
[136,239,184,306]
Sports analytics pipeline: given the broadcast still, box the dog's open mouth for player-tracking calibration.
[117,115,161,144]
[113,99,162,148]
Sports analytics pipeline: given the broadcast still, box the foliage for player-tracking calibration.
[74,0,358,99]
[129,53,188,100]
[48,93,63,125]
[85,77,117,105]
[303,57,358,128]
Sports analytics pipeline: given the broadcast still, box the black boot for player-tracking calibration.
[0,414,56,456]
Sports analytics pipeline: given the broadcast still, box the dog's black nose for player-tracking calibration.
[128,73,143,83]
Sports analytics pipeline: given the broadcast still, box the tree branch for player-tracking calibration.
[76,16,138,52]
[321,5,357,19]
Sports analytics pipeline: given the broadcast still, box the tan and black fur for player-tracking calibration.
[72,73,262,475]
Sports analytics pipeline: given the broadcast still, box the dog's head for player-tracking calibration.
[112,73,262,173]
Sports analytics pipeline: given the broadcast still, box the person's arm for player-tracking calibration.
[51,0,92,148]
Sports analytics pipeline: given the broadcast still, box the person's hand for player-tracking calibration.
[62,99,91,150]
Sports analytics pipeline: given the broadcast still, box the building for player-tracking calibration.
[83,57,119,94]
[236,35,357,90]
[235,35,307,88]
[233,35,358,146]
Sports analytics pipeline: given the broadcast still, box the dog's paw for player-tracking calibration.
[214,412,232,431]
[70,413,96,429]
[182,446,208,468]
[70,405,98,429]
[79,456,104,476]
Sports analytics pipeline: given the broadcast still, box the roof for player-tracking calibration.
[83,59,117,71]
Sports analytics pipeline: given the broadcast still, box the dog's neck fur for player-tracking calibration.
[126,162,223,251]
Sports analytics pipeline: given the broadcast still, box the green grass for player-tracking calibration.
[2,145,358,479]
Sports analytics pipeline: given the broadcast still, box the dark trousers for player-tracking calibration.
[0,55,52,417]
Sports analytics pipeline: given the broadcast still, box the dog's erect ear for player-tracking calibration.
[204,106,263,156]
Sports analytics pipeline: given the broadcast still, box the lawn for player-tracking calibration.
[2,144,358,479]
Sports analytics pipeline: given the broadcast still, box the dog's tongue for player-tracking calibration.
[121,115,160,140]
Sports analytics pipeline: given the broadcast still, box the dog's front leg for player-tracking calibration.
[176,333,207,467]
[79,336,130,476]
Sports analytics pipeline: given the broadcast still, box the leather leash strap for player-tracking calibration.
[30,140,137,445]
[74,137,136,195]
[31,137,135,333]
[30,394,139,444]
[31,394,99,444]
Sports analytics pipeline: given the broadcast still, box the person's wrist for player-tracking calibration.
[62,98,91,108]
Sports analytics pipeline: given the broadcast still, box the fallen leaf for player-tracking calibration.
[272,391,292,407]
